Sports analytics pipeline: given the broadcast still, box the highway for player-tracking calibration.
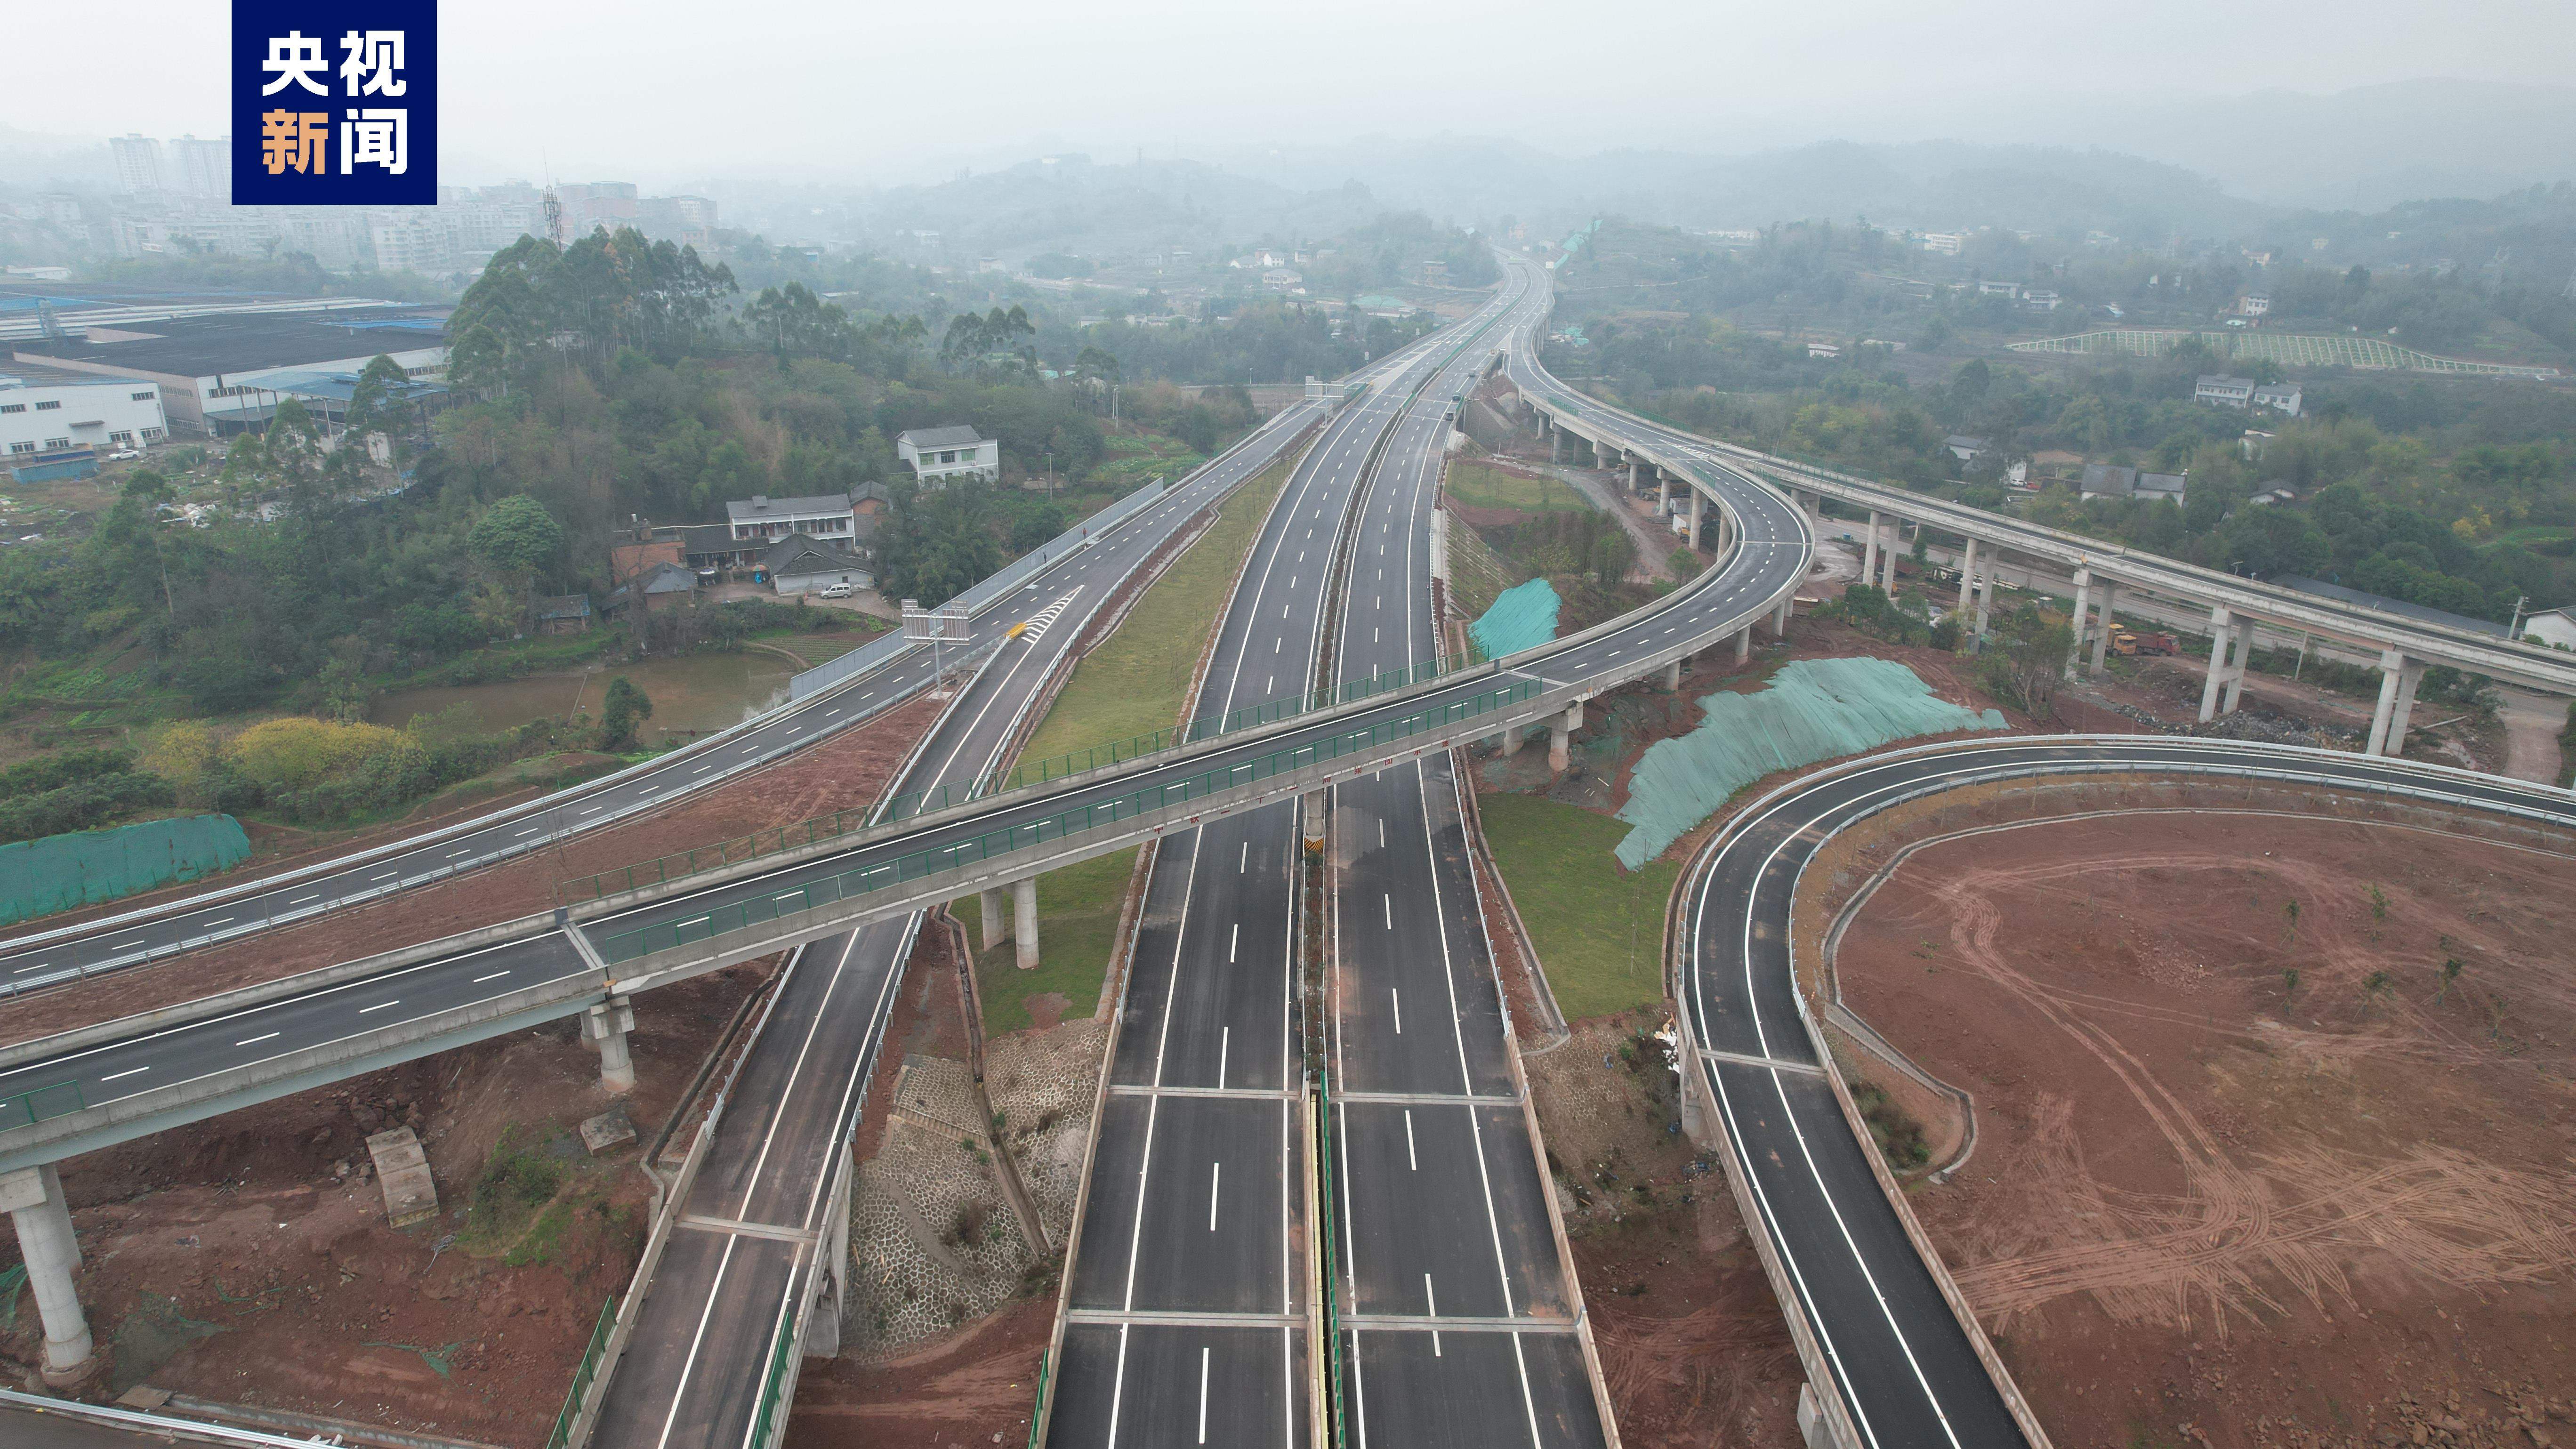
[0,387,1330,1002]
[1673,733,2576,1448]
[1320,267,1607,1447]
[571,323,1496,1449]
[1041,267,1536,1449]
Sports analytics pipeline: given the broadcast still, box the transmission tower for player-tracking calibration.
[543,188,565,248]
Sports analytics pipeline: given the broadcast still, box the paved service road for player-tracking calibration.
[1676,734,2576,1449]
[1323,262,1607,1448]
[1046,274,1535,1449]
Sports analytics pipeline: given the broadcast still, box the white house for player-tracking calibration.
[2240,293,2271,316]
[726,491,861,543]
[2195,374,2257,409]
[2522,607,2576,652]
[2252,383,2301,417]
[1919,233,1963,256]
[896,425,1000,487]
[0,364,168,461]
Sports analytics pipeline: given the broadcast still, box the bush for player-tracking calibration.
[0,769,177,845]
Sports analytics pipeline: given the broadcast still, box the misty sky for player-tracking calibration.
[12,0,2576,187]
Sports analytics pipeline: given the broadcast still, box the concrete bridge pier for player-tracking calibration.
[1497,727,1524,757]
[1012,877,1040,970]
[1860,511,1880,588]
[583,996,637,1094]
[1548,703,1583,773]
[2367,649,2427,757]
[2198,606,2248,722]
[1771,593,1793,636]
[0,1165,92,1382]
[2086,580,2120,675]
[1549,421,1565,463]
[1956,538,1980,643]
[1736,626,1753,664]
[2063,568,2093,681]
[978,888,1007,950]
[1665,659,1684,691]
[1303,788,1329,845]
[1687,488,1705,550]
[1655,469,1670,515]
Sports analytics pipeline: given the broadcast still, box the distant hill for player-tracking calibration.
[1230,136,2266,241]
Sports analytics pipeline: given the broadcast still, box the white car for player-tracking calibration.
[815,582,856,599]
[108,450,141,461]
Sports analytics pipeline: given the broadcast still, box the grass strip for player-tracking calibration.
[1475,791,1676,1022]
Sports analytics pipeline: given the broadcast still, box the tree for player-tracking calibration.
[340,354,412,461]
[597,676,654,751]
[1974,603,2073,716]
[468,496,564,580]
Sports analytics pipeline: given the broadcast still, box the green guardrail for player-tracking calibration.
[1026,1347,1051,1449]
[1319,1070,1346,1447]
[544,1297,617,1449]
[0,1079,86,1132]
[745,1295,801,1449]
[560,647,1498,910]
[593,674,1542,966]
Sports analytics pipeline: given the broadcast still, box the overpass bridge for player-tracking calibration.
[1514,382,2576,759]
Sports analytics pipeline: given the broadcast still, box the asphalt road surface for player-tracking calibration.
[1046,280,1529,1449]
[1677,733,2576,1449]
[582,324,1488,1449]
[1322,265,1607,1448]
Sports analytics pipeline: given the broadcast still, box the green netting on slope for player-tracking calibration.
[0,814,251,926]
[1613,658,2006,869]
[1470,578,1560,660]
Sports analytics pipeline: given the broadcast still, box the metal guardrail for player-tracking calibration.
[0,1079,82,1131]
[1318,1068,1347,1447]
[884,646,1493,822]
[546,1298,617,1449]
[746,1295,802,1449]
[592,673,1544,965]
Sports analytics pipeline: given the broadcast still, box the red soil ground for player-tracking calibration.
[1833,807,2576,1449]
[4,691,943,1048]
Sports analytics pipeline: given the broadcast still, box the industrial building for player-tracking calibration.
[11,308,449,436]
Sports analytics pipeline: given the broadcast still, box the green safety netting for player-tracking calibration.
[1613,658,2005,869]
[1471,578,1560,660]
[0,814,250,926]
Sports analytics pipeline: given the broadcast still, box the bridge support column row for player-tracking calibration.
[583,996,636,1094]
[2367,648,2427,757]
[1,1165,92,1381]
[1013,876,1041,971]
[2198,606,2248,722]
